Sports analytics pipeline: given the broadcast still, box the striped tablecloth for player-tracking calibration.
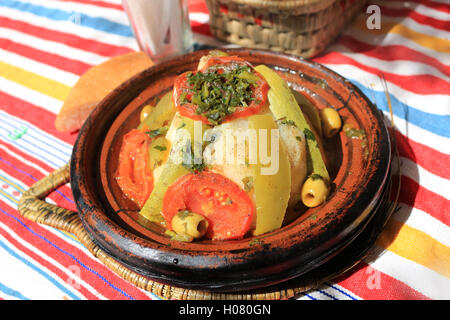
[0,0,448,300]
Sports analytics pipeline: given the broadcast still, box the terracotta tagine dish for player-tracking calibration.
[70,48,393,292]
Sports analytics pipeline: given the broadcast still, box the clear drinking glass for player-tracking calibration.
[122,0,193,63]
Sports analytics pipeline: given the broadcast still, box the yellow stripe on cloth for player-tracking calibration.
[352,16,450,54]
[0,60,70,101]
[0,176,26,193]
[0,187,20,204]
[377,219,450,278]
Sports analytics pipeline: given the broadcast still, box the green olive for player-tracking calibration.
[140,105,153,123]
[171,211,209,239]
[320,108,342,138]
[301,176,329,207]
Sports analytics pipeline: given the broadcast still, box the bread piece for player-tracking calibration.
[55,51,153,133]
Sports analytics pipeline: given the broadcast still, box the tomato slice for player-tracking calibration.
[173,56,269,125]
[199,55,247,72]
[115,128,153,208]
[162,172,255,240]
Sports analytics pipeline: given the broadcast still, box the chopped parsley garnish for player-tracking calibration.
[180,65,259,125]
[146,126,168,138]
[177,210,193,220]
[242,176,254,192]
[185,162,206,173]
[153,145,167,151]
[223,197,233,205]
[303,128,316,141]
[278,118,297,127]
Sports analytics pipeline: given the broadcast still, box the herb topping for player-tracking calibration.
[179,64,261,125]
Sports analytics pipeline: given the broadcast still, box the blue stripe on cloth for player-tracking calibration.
[0,158,82,247]
[0,281,30,300]
[350,79,450,139]
[0,207,136,300]
[1,0,133,37]
[0,112,72,155]
[0,157,74,204]
[0,236,81,300]
[304,293,317,300]
[0,167,81,246]
[0,119,71,163]
[327,283,358,300]
[4,130,70,164]
[0,173,25,194]
[0,192,17,209]
[317,289,339,300]
[0,132,66,168]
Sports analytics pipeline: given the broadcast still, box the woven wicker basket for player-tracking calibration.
[205,0,366,58]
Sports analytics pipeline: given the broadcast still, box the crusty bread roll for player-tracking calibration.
[55,51,153,133]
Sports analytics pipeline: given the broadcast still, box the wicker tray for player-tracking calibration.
[205,0,366,58]
[17,138,399,300]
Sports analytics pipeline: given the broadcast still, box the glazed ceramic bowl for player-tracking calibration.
[70,49,391,291]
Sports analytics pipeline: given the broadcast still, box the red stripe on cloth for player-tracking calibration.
[380,6,450,31]
[188,0,209,13]
[0,149,151,299]
[0,155,155,300]
[0,202,153,300]
[0,142,76,211]
[0,224,99,300]
[0,204,117,299]
[63,0,211,16]
[189,0,212,36]
[57,0,124,11]
[0,91,78,146]
[399,175,450,226]
[335,261,430,300]
[394,130,450,180]
[388,0,450,15]
[0,139,63,175]
[337,35,450,77]
[0,153,75,212]
[313,52,450,95]
[0,17,132,58]
[191,20,213,37]
[0,37,91,76]
[0,140,75,205]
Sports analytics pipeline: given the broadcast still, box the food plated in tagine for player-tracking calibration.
[114,50,344,242]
